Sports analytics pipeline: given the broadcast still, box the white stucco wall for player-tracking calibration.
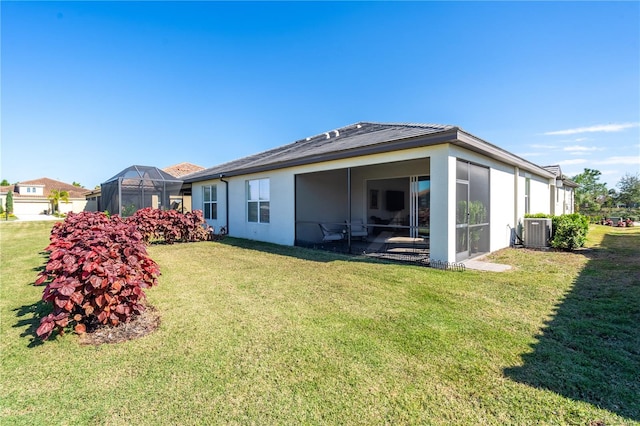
[192,178,227,234]
[192,171,296,246]
[553,186,575,215]
[490,166,517,252]
[529,174,551,215]
[10,197,88,216]
[17,185,44,196]
[58,199,88,214]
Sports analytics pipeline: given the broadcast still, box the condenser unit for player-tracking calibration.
[524,218,552,248]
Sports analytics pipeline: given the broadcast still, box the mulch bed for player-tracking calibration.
[79,305,160,345]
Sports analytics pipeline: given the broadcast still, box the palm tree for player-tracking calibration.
[48,189,70,214]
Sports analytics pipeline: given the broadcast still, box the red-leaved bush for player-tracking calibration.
[35,212,160,340]
[126,208,209,244]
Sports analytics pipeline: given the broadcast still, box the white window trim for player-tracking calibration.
[203,185,217,220]
[247,178,270,224]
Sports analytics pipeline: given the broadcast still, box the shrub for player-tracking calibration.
[551,213,589,250]
[524,213,551,218]
[35,212,160,340]
[126,208,209,244]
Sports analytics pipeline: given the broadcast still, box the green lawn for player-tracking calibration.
[1,221,638,425]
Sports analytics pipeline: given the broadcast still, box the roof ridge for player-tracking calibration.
[292,121,454,144]
[185,120,458,182]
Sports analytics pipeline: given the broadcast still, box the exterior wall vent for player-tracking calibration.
[523,218,552,248]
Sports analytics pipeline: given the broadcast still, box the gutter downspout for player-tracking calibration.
[220,174,229,234]
[514,166,519,228]
[347,167,352,253]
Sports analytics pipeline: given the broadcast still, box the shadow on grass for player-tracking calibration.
[13,300,52,348]
[505,231,640,420]
[217,237,388,265]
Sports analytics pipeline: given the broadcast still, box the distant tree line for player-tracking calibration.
[573,168,640,215]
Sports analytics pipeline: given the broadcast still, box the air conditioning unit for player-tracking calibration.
[524,218,552,248]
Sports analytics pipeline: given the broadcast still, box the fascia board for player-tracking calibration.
[455,130,556,179]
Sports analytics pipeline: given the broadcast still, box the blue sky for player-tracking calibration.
[2,1,639,190]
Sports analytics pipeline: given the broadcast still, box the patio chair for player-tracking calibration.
[319,223,345,242]
[347,219,368,240]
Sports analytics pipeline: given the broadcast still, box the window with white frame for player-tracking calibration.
[247,178,269,223]
[203,185,217,220]
[524,177,531,214]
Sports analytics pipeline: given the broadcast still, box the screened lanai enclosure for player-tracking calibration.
[101,165,184,217]
[293,157,490,264]
[294,158,433,263]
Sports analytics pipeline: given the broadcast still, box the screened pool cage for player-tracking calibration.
[101,165,184,217]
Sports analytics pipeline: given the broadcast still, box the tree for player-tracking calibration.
[572,168,608,211]
[600,188,617,211]
[616,173,640,207]
[48,189,69,213]
[5,190,13,216]
[72,181,84,188]
[0,179,10,186]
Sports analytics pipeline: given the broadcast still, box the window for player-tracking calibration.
[524,177,531,214]
[26,187,31,193]
[203,185,217,220]
[247,178,269,223]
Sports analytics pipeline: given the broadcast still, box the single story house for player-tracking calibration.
[0,178,89,216]
[183,122,575,263]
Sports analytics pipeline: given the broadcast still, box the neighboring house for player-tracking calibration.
[160,162,205,212]
[85,163,204,213]
[184,121,568,263]
[543,165,578,216]
[162,162,205,178]
[0,178,89,216]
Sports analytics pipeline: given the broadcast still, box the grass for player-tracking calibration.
[1,221,639,425]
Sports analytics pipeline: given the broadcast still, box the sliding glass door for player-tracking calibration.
[409,176,430,238]
[456,161,490,261]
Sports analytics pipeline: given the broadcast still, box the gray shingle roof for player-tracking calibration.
[543,165,579,187]
[184,122,456,182]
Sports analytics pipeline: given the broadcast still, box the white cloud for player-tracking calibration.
[563,145,600,152]
[529,144,557,149]
[558,158,589,166]
[593,156,640,166]
[544,122,640,136]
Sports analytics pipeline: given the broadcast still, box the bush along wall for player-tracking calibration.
[126,208,209,244]
[550,213,590,250]
[34,209,210,340]
[525,213,590,250]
